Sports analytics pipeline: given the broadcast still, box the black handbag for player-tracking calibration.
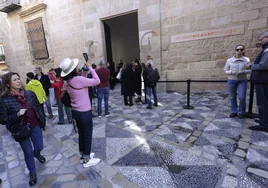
[12,108,32,142]
[61,82,82,108]
[12,122,32,142]
[61,91,71,107]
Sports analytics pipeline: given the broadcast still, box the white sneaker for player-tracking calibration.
[83,158,101,168]
[80,153,95,164]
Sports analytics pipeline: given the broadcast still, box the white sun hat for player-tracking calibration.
[60,58,79,77]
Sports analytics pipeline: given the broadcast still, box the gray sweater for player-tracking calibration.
[224,56,251,80]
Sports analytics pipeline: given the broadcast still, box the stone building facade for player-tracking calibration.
[0,0,267,90]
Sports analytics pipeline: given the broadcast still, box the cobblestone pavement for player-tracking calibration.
[1,87,268,188]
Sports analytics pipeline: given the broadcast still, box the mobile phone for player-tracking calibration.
[83,53,88,62]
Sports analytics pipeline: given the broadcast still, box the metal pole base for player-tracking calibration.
[183,105,194,110]
[243,112,258,119]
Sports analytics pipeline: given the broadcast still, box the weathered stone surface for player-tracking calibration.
[221,176,238,188]
[238,141,249,150]
[235,149,246,158]
[247,167,268,179]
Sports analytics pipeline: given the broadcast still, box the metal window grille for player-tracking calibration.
[25,17,49,60]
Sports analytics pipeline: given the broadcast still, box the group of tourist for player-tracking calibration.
[0,29,268,186]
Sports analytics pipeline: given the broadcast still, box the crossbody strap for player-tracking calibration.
[67,81,83,90]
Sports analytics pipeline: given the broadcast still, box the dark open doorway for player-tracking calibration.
[103,11,140,71]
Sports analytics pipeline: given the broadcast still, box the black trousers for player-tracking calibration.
[255,84,268,127]
[124,95,133,105]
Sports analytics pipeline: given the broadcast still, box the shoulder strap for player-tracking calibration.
[67,81,83,90]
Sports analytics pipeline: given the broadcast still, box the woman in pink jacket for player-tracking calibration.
[60,57,101,168]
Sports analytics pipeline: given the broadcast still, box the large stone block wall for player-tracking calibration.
[161,0,268,90]
[0,0,267,91]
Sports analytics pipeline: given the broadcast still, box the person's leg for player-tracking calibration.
[255,84,268,128]
[104,87,110,115]
[31,126,44,160]
[57,99,65,123]
[81,110,100,167]
[64,105,72,122]
[237,80,247,115]
[49,88,56,106]
[80,110,93,158]
[262,84,268,127]
[152,85,158,106]
[146,87,152,108]
[129,95,133,105]
[19,138,36,174]
[227,80,238,114]
[124,95,128,106]
[144,86,147,104]
[97,88,103,116]
[45,95,53,117]
[72,110,84,156]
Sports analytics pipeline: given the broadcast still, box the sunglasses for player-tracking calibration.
[236,49,244,51]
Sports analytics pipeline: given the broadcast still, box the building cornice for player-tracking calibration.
[18,3,47,18]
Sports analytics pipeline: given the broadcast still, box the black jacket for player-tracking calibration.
[0,90,46,133]
[121,66,135,96]
[35,73,51,96]
[143,67,160,87]
[250,42,268,84]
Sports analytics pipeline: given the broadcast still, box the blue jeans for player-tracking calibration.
[19,126,43,174]
[146,86,158,108]
[227,79,247,114]
[57,99,72,123]
[97,87,110,116]
[72,110,93,159]
[255,84,268,128]
[44,95,53,116]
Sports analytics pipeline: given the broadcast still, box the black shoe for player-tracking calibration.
[249,125,268,132]
[36,155,46,163]
[154,104,159,107]
[129,103,133,107]
[29,173,37,186]
[124,103,129,106]
[68,120,73,124]
[105,113,110,117]
[238,114,244,119]
[229,113,237,118]
[146,106,152,110]
[255,119,260,124]
[57,122,65,125]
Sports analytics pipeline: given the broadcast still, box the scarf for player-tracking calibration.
[10,89,26,104]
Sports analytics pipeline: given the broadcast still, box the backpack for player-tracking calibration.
[147,68,159,85]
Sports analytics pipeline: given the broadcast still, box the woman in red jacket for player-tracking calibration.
[51,68,72,124]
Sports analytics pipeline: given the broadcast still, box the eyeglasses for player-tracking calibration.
[236,49,244,51]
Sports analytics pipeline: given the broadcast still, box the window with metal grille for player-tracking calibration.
[25,17,49,60]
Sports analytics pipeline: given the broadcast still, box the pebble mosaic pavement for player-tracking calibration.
[0,86,268,188]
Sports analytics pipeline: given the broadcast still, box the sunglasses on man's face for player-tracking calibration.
[236,49,244,51]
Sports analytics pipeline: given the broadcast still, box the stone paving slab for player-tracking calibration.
[0,87,267,187]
